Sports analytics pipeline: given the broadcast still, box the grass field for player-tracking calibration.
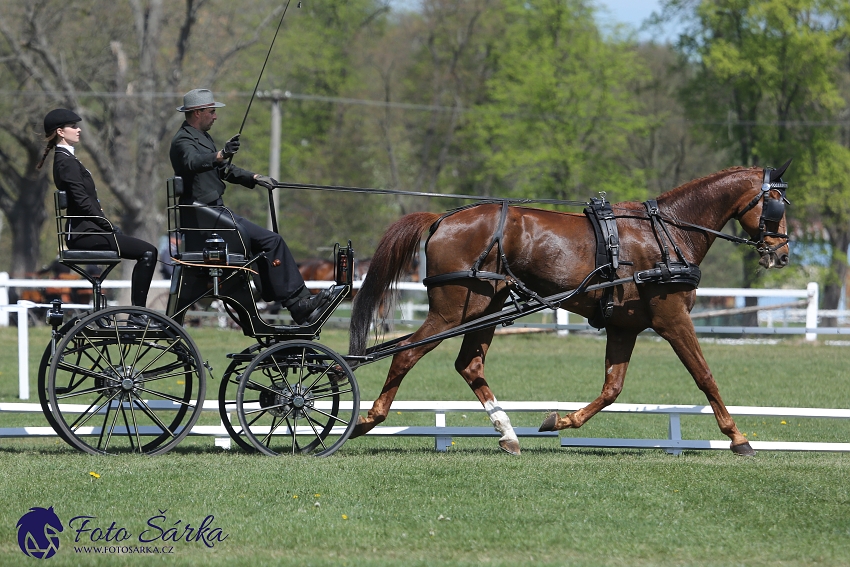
[1,325,849,566]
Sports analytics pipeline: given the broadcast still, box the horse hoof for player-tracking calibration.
[499,438,521,455]
[731,442,756,456]
[350,415,369,439]
[539,412,559,432]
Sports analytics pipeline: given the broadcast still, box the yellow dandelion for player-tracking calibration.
[342,514,348,520]
[89,471,100,481]
[743,433,748,437]
[177,380,185,385]
[314,493,321,498]
[781,420,787,425]
[396,411,402,415]
[292,495,298,499]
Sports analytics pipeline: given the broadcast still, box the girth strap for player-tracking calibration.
[584,196,620,271]
[584,196,620,327]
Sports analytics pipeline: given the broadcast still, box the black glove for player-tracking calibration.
[254,175,278,190]
[221,134,241,158]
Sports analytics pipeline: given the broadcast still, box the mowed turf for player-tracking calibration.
[0,325,849,566]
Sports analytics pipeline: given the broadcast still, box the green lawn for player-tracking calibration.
[1,325,849,566]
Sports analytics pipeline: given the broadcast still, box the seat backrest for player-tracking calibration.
[166,177,248,264]
[54,190,120,263]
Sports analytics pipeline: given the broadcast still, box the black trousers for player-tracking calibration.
[229,211,305,303]
[69,232,158,307]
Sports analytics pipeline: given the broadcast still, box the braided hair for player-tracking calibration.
[36,131,59,170]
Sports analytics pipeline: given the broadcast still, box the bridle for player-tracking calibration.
[632,164,792,260]
[735,167,791,256]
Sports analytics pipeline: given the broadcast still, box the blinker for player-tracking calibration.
[762,197,785,223]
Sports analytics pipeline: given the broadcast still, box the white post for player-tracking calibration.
[806,281,819,342]
[0,272,9,326]
[556,308,569,336]
[435,411,451,451]
[17,301,32,400]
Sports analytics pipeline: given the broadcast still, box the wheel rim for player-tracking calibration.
[47,307,206,455]
[236,340,359,457]
[217,343,264,452]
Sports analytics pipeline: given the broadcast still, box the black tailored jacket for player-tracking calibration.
[53,147,113,240]
[169,121,256,205]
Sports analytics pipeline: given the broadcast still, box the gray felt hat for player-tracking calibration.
[176,89,226,112]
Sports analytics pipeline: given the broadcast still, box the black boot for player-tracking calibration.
[288,287,334,325]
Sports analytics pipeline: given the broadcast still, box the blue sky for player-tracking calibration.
[390,1,679,43]
[595,0,679,42]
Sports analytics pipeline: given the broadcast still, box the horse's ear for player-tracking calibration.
[770,158,792,182]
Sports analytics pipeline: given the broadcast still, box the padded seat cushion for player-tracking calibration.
[61,250,121,262]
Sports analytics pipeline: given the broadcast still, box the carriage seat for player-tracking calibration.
[166,177,249,265]
[54,190,121,264]
[53,190,122,312]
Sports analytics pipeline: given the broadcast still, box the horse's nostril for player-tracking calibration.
[779,254,789,266]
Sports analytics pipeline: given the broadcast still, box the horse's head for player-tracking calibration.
[736,159,792,269]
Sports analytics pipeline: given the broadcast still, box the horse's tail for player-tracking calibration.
[349,212,440,355]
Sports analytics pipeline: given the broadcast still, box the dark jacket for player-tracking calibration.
[53,147,113,239]
[169,121,256,205]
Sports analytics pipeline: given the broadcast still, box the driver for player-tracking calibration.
[169,88,335,325]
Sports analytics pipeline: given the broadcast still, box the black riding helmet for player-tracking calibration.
[43,108,82,135]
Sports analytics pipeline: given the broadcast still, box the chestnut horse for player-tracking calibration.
[348,163,791,455]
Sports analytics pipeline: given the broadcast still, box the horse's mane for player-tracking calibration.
[656,165,753,203]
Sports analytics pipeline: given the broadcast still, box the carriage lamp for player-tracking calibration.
[203,233,228,265]
[335,241,354,287]
[46,299,64,328]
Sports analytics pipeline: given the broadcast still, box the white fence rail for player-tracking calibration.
[0,275,846,402]
[2,399,848,454]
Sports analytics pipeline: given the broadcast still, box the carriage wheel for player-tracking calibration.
[217,343,264,452]
[46,307,206,455]
[236,340,359,457]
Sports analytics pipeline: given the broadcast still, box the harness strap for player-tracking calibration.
[423,201,561,310]
[584,197,621,326]
[644,200,690,268]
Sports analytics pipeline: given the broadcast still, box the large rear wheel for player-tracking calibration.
[236,340,359,456]
[46,307,206,455]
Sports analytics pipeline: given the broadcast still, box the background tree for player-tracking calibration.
[0,0,280,281]
[659,0,850,319]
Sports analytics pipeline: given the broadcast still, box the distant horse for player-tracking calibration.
[349,163,791,455]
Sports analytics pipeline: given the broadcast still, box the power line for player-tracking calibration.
[1,89,847,126]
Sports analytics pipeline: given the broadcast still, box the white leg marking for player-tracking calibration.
[484,399,518,442]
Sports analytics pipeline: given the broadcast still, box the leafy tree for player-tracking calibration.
[659,0,850,319]
[0,0,279,280]
[468,0,648,202]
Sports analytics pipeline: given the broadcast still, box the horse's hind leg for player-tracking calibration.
[350,317,446,438]
[455,328,520,455]
[540,326,638,431]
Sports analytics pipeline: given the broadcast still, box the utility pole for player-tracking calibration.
[257,89,289,231]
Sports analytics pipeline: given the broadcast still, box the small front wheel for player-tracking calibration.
[236,341,359,456]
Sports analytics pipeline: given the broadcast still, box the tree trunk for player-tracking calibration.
[822,227,850,328]
[9,174,50,277]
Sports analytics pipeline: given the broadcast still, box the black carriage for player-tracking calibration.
[38,178,360,457]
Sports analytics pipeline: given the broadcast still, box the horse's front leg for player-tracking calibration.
[655,317,754,455]
[539,326,638,431]
[456,328,520,455]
